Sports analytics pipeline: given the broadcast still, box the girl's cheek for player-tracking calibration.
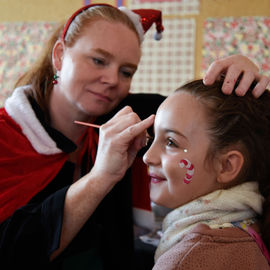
[163,157,184,181]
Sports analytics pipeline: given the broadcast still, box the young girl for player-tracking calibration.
[143,78,270,269]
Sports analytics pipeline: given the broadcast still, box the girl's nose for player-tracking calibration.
[143,142,160,166]
[143,151,151,165]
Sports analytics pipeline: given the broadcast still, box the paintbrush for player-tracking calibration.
[74,120,101,129]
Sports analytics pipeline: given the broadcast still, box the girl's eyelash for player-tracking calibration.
[145,136,179,148]
[166,138,178,147]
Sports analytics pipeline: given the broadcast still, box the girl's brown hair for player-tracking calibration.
[15,5,140,119]
[176,78,270,250]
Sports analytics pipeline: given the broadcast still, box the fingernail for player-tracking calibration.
[203,76,209,84]
[236,89,245,96]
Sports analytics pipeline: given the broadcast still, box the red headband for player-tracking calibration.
[61,3,113,41]
[61,3,164,42]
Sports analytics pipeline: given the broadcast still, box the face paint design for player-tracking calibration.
[179,158,194,184]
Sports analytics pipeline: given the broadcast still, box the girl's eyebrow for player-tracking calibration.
[164,128,188,141]
[94,48,138,70]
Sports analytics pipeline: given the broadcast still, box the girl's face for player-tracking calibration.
[143,92,221,209]
[53,19,141,118]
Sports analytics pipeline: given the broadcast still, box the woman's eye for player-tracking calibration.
[92,57,105,66]
[120,68,134,78]
[122,71,132,78]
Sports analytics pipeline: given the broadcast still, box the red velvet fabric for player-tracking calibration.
[0,106,150,223]
[131,156,152,211]
[0,108,68,222]
[0,108,99,223]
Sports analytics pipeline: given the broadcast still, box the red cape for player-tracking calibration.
[0,107,151,224]
[0,108,69,222]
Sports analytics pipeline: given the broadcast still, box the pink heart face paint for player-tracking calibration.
[179,159,194,184]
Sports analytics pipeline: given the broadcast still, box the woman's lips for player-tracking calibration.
[87,90,112,102]
[149,174,166,183]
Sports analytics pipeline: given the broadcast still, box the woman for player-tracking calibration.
[0,3,268,269]
[143,78,270,269]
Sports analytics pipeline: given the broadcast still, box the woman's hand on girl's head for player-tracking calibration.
[91,106,155,185]
[203,55,270,98]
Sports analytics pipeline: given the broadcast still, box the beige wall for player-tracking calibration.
[195,0,270,77]
[0,0,270,76]
[0,0,79,21]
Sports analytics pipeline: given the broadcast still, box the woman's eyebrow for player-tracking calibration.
[94,48,138,70]
[94,48,113,58]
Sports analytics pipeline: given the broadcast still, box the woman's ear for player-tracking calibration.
[216,150,244,184]
[52,40,65,71]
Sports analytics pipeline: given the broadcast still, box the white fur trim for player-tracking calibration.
[119,6,144,43]
[5,86,62,155]
[154,31,162,41]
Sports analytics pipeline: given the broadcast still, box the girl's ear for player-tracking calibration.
[216,150,244,184]
[52,40,65,71]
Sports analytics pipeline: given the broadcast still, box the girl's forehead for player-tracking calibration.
[158,92,200,114]
[155,92,212,152]
[155,92,208,132]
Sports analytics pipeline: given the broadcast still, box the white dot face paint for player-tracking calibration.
[184,149,188,153]
[179,158,194,184]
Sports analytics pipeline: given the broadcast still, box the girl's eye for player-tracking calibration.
[166,138,178,147]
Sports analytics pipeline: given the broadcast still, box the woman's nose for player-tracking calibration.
[101,66,119,86]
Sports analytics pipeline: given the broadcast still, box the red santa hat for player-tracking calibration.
[119,6,164,42]
[61,3,164,43]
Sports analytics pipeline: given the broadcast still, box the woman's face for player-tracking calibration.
[53,19,141,117]
[143,92,221,209]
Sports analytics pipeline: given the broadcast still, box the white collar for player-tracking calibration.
[5,86,62,155]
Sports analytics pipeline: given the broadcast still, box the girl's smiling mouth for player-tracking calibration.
[149,173,167,183]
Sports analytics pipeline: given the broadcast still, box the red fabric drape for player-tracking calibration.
[0,108,99,222]
[131,156,152,211]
